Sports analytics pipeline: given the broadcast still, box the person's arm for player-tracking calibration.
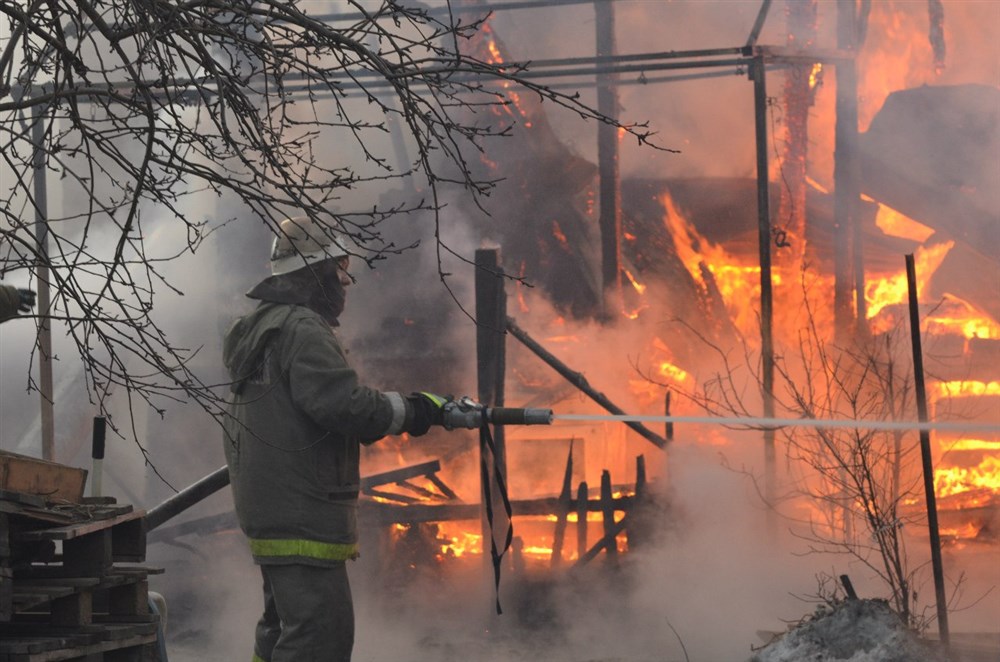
[286,315,406,439]
[0,285,34,323]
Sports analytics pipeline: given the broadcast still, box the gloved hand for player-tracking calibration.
[17,288,36,314]
[404,392,449,437]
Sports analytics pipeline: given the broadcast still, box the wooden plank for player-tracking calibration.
[360,461,441,490]
[1,564,12,621]
[0,632,156,661]
[15,511,144,543]
[14,566,162,581]
[361,494,635,526]
[0,491,46,509]
[600,470,618,562]
[0,633,97,654]
[51,590,93,627]
[0,452,87,504]
[576,481,588,561]
[550,443,573,568]
[63,530,111,578]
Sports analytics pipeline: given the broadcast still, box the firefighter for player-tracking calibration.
[0,283,35,323]
[222,216,448,662]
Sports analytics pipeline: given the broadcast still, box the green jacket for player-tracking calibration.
[222,302,407,565]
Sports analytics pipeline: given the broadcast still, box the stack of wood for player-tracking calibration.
[0,450,162,662]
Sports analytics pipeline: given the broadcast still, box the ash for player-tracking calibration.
[750,599,947,662]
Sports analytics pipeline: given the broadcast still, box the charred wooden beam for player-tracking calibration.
[365,489,419,505]
[576,481,589,561]
[361,494,636,527]
[750,57,777,526]
[572,515,628,569]
[393,480,446,501]
[600,470,617,563]
[425,474,459,501]
[148,460,452,532]
[906,253,950,646]
[506,316,668,449]
[550,442,574,567]
[361,461,445,490]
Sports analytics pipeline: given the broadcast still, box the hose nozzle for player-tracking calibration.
[442,396,553,430]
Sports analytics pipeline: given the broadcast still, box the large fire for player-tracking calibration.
[365,1,998,567]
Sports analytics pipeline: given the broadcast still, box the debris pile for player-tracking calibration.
[750,599,946,662]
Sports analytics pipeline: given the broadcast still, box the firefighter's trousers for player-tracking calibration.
[253,562,354,662]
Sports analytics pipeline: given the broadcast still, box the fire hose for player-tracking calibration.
[442,396,999,434]
[439,397,998,615]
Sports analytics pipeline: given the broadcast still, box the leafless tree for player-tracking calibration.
[0,1,658,439]
[657,294,940,629]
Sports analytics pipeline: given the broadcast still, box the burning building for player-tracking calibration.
[2,1,998,660]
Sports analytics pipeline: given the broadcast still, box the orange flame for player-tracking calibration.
[933,380,1000,399]
[935,457,1000,500]
[661,193,764,335]
[865,241,952,324]
[870,200,935,243]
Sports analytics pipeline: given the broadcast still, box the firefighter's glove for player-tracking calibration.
[405,392,449,437]
[17,288,36,314]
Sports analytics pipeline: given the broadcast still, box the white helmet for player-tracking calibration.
[270,216,351,276]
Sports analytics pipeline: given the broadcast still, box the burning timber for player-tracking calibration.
[147,453,656,572]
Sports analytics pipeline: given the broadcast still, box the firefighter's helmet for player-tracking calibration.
[270,216,350,276]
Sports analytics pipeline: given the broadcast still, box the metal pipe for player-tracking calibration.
[312,0,597,23]
[506,316,668,449]
[145,465,230,531]
[905,253,949,647]
[746,0,774,48]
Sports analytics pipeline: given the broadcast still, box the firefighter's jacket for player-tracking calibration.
[222,302,407,566]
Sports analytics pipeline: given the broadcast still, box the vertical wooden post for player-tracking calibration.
[635,455,646,499]
[576,481,588,561]
[626,455,647,551]
[600,470,617,562]
[475,248,508,599]
[32,112,55,461]
[595,0,621,316]
[905,254,949,647]
[835,0,862,343]
[751,57,776,525]
[550,442,574,568]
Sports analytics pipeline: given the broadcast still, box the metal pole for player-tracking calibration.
[146,465,231,531]
[745,0,774,48]
[31,111,55,461]
[905,254,950,647]
[595,0,621,316]
[751,57,776,516]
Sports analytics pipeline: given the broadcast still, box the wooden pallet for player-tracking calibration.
[1,490,162,661]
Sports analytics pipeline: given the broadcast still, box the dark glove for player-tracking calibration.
[404,392,449,437]
[17,288,36,314]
